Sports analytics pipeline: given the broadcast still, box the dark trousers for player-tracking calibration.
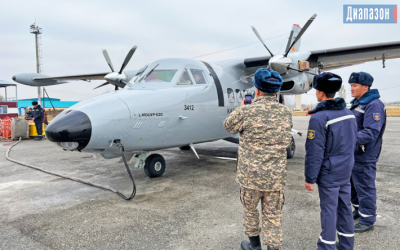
[351,162,377,226]
[35,122,43,136]
[317,184,354,250]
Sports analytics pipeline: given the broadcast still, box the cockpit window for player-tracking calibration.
[140,70,177,82]
[177,69,193,85]
[190,69,208,84]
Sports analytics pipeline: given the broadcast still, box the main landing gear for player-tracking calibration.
[179,145,191,150]
[134,152,166,178]
[286,136,295,159]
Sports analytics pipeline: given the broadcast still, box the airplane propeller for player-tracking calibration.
[251,14,317,76]
[284,14,317,57]
[94,46,137,90]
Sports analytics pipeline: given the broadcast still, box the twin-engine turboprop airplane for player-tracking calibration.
[13,14,400,178]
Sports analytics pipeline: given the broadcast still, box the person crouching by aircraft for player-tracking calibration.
[304,73,357,250]
[349,72,386,233]
[31,101,44,141]
[224,68,292,250]
[25,107,33,119]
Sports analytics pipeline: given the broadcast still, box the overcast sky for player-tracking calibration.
[1,0,400,104]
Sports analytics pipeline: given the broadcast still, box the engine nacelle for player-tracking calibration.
[280,71,314,95]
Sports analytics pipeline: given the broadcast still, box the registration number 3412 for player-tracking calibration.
[184,105,194,111]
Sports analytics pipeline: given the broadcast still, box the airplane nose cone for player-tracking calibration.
[46,110,92,151]
[12,75,16,81]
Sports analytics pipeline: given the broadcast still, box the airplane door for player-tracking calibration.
[163,68,220,146]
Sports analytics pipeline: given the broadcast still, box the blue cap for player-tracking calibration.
[253,68,283,93]
[32,101,38,105]
[348,72,374,86]
[313,72,342,93]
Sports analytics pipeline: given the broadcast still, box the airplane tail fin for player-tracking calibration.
[285,24,302,53]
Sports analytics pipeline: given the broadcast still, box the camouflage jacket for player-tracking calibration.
[223,94,293,191]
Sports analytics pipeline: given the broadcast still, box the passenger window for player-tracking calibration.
[190,69,208,84]
[235,89,243,103]
[177,69,193,85]
[227,88,235,103]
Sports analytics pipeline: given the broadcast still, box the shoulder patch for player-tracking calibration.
[373,113,380,121]
[307,130,315,140]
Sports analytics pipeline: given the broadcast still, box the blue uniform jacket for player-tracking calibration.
[350,89,386,163]
[305,98,357,187]
[31,105,44,123]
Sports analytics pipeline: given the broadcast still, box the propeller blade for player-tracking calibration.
[284,14,317,57]
[93,82,110,90]
[251,25,274,57]
[102,49,115,72]
[119,46,137,74]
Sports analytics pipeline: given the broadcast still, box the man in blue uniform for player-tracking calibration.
[349,72,386,233]
[305,72,357,250]
[31,101,44,141]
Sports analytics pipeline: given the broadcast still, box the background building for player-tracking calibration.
[18,97,78,115]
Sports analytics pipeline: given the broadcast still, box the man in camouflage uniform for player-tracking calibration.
[224,68,292,250]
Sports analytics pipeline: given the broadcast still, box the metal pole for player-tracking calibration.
[34,32,41,105]
[44,88,56,111]
[42,88,45,108]
[5,87,7,102]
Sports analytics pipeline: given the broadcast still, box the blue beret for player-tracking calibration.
[254,68,283,93]
[348,72,374,86]
[32,101,38,105]
[313,72,342,93]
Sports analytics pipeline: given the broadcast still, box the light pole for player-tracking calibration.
[30,24,43,105]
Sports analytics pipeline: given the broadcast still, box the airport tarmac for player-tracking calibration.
[1,116,399,250]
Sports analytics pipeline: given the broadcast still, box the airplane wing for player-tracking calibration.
[32,72,110,81]
[242,41,400,72]
[307,40,400,71]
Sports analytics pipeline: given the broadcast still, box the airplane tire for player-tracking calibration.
[179,145,191,150]
[287,136,295,159]
[144,154,166,178]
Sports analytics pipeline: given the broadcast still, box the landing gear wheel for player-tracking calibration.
[179,145,191,150]
[286,136,295,159]
[144,154,166,178]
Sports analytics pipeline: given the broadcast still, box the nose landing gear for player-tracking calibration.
[134,152,166,178]
[144,154,166,178]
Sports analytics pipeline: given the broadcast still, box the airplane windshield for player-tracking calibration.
[140,70,177,82]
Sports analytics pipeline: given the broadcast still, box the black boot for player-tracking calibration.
[241,240,262,250]
[267,246,279,250]
[353,210,359,220]
[354,223,374,233]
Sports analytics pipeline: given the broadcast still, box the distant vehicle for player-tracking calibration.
[13,14,400,178]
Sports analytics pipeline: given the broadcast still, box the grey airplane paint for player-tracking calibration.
[12,14,400,178]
